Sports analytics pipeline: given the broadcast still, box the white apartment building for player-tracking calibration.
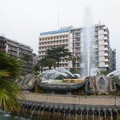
[0,36,34,74]
[39,24,116,72]
[70,24,116,73]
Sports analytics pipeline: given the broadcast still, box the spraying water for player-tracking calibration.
[80,6,96,77]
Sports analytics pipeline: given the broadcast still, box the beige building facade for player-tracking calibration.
[39,27,73,69]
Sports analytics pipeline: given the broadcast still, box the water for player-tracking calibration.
[0,109,31,120]
[1,107,119,120]
[80,6,96,77]
[41,67,74,81]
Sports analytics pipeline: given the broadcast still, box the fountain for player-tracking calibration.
[13,9,120,119]
[17,68,120,95]
[17,99,120,120]
[2,5,120,120]
[13,68,120,119]
[80,5,96,77]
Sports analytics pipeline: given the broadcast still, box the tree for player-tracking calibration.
[46,46,71,67]
[34,59,44,73]
[33,62,40,72]
[0,52,23,112]
[0,77,23,112]
[45,57,56,69]
[33,57,56,73]
[67,55,77,69]
[0,52,22,80]
[37,58,46,72]
[66,55,80,73]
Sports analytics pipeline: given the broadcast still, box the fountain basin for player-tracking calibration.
[18,97,120,120]
[21,100,120,114]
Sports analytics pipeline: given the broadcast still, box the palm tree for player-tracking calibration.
[0,52,23,112]
[0,77,23,112]
[0,52,22,80]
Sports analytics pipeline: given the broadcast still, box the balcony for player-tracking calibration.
[105,64,109,67]
[104,47,109,51]
[104,59,109,62]
[104,42,108,45]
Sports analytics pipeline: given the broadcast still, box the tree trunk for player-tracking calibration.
[49,66,51,69]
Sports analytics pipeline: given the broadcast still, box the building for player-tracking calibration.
[111,49,116,71]
[32,53,39,68]
[70,24,116,73]
[0,36,34,74]
[38,23,116,72]
[39,26,73,69]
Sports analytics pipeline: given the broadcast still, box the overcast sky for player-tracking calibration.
[0,0,120,69]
